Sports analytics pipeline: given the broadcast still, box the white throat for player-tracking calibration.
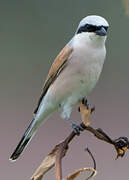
[74,32,106,49]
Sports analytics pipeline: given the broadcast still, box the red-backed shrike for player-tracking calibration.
[10,15,109,161]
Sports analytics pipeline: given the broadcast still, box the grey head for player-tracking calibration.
[76,15,109,37]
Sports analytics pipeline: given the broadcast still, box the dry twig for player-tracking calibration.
[31,101,129,180]
[63,148,97,180]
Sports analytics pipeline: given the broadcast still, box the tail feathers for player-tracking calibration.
[9,119,37,162]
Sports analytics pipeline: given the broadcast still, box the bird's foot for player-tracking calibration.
[72,123,84,135]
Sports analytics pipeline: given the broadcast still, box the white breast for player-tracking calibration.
[70,33,106,95]
[44,33,106,120]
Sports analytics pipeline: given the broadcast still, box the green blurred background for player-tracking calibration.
[1,0,129,179]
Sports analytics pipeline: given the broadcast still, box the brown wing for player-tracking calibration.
[34,45,73,114]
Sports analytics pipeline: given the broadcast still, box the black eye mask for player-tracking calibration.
[77,24,108,34]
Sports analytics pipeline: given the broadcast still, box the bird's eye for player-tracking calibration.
[86,24,91,30]
[86,24,97,32]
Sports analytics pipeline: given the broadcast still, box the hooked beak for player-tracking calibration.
[95,27,107,36]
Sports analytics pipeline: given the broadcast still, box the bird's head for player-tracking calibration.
[75,15,109,45]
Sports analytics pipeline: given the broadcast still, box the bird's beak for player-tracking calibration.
[95,27,107,36]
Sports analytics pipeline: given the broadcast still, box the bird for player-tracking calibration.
[10,15,109,161]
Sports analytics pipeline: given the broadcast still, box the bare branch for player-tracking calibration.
[85,148,96,180]
[31,101,129,180]
[62,147,97,180]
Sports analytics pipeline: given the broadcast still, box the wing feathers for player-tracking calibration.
[34,45,73,114]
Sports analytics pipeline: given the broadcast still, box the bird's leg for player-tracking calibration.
[68,98,93,134]
[67,118,84,135]
[62,105,84,135]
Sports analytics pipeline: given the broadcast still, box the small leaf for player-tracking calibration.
[79,101,94,127]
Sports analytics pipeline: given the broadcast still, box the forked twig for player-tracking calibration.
[55,123,129,180]
[31,102,129,180]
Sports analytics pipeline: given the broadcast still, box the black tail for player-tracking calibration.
[10,119,37,161]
